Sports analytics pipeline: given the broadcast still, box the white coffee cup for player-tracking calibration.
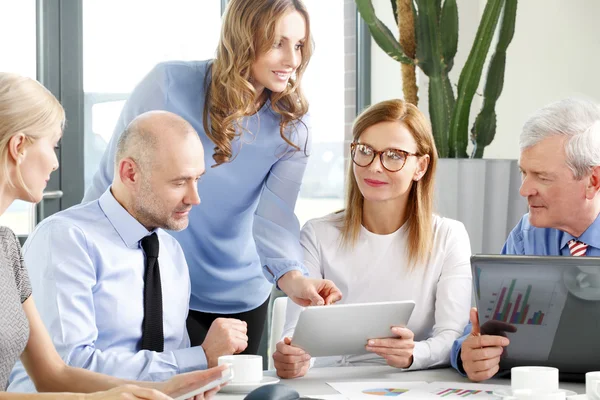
[218,355,263,384]
[506,389,566,400]
[587,371,600,400]
[576,269,600,289]
[511,366,559,392]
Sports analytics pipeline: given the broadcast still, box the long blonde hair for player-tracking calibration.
[0,73,65,193]
[341,99,438,269]
[204,0,312,166]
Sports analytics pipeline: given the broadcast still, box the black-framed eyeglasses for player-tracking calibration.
[350,142,418,172]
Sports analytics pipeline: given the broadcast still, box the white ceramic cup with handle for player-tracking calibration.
[218,355,263,384]
[511,366,560,392]
[587,371,600,400]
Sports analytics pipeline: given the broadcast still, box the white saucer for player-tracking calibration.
[563,270,600,301]
[492,388,578,399]
[219,376,280,394]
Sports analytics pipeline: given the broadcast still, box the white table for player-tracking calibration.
[215,366,586,399]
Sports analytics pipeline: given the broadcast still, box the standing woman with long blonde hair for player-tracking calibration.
[273,99,472,378]
[84,0,340,365]
[0,71,230,398]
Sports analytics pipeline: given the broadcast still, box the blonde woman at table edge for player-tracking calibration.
[273,99,473,378]
[0,72,227,399]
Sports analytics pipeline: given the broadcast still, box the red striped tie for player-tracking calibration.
[568,239,588,256]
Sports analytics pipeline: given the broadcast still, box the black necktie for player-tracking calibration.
[140,232,164,352]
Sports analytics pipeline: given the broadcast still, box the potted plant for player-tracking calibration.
[356,0,526,253]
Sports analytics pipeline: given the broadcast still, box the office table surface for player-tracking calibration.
[214,366,586,399]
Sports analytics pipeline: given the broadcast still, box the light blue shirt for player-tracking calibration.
[83,60,310,313]
[450,212,600,375]
[8,189,207,392]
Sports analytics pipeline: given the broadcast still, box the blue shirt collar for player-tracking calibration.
[98,187,156,249]
[559,211,600,251]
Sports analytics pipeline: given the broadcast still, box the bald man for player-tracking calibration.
[8,111,248,392]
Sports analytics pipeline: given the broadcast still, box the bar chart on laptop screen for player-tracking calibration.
[485,278,559,326]
[476,266,568,360]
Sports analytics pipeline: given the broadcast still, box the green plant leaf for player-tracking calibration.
[391,0,399,26]
[440,0,458,71]
[429,74,455,157]
[447,0,505,158]
[414,0,443,75]
[356,0,414,64]
[470,0,518,158]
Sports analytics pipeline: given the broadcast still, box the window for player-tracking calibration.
[295,0,346,225]
[0,0,37,235]
[83,0,222,189]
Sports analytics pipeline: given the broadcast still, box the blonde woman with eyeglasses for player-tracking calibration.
[273,99,472,378]
[0,72,229,399]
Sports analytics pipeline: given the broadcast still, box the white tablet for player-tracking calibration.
[171,366,234,400]
[290,300,415,357]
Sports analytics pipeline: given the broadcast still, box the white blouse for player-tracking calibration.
[282,212,472,371]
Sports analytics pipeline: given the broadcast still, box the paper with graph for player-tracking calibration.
[474,264,568,360]
[326,381,505,399]
[326,381,428,399]
[427,382,507,398]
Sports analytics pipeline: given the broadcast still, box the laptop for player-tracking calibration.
[471,254,600,381]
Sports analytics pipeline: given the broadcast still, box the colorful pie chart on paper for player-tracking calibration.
[361,388,410,396]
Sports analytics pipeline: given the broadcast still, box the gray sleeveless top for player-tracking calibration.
[0,227,31,391]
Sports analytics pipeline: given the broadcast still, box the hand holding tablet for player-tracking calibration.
[364,325,416,368]
[273,337,312,379]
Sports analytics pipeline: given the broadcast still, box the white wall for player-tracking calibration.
[370,0,600,159]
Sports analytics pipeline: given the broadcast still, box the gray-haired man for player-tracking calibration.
[451,98,600,381]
